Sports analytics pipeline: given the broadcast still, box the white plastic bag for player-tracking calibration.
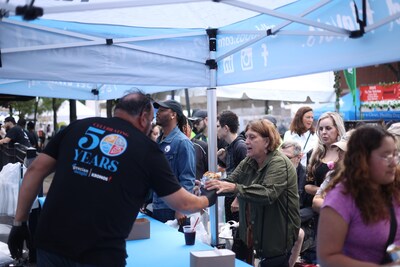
[218,220,239,250]
[0,163,22,216]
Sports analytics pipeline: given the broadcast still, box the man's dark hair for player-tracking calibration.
[27,121,35,130]
[115,90,153,117]
[217,110,239,133]
[17,118,27,128]
[178,115,188,133]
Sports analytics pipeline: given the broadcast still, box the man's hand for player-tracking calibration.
[7,222,31,259]
[200,187,217,207]
[217,148,226,160]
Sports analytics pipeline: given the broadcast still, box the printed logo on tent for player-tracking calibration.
[223,55,234,74]
[241,47,253,71]
[100,134,127,157]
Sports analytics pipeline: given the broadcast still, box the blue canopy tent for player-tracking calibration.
[1,0,400,245]
[313,89,361,121]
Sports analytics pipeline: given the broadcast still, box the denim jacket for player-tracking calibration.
[152,126,196,210]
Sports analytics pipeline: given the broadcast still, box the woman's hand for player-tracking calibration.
[204,179,236,194]
[231,197,239,213]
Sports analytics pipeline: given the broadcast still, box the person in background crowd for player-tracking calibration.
[189,108,228,172]
[38,126,46,150]
[387,122,400,151]
[302,111,345,264]
[189,109,208,143]
[148,123,161,142]
[280,140,307,267]
[46,124,52,141]
[305,112,346,196]
[153,100,196,224]
[281,141,306,209]
[216,110,247,223]
[318,125,400,266]
[0,116,31,147]
[312,129,354,213]
[7,91,216,267]
[284,106,317,167]
[27,121,39,150]
[17,118,29,136]
[205,119,300,267]
[180,116,208,180]
[0,122,6,139]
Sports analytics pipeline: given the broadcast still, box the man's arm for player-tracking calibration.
[0,137,11,144]
[14,153,56,223]
[161,188,211,214]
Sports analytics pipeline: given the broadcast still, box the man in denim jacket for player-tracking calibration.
[152,100,196,223]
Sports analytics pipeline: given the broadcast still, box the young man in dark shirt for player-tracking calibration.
[216,110,247,222]
[0,116,31,147]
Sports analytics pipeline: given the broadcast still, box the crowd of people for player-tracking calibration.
[5,90,400,267]
[0,117,54,153]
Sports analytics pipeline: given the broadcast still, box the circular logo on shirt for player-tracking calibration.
[100,134,127,157]
[164,145,171,153]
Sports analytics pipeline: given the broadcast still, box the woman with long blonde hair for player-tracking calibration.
[305,112,346,196]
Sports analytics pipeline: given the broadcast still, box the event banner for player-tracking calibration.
[360,83,400,120]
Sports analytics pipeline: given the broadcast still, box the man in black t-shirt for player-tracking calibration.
[7,91,217,267]
[0,116,31,147]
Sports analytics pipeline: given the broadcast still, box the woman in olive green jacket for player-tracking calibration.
[205,119,300,267]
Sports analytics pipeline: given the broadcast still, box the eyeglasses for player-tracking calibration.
[378,153,400,164]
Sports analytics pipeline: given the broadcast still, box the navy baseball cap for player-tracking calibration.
[153,100,183,118]
[189,109,207,121]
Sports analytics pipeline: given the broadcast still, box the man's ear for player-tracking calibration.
[139,112,149,131]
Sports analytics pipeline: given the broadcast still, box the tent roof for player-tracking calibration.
[0,0,400,100]
[3,0,296,28]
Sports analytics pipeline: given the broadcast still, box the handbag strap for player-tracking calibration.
[303,132,312,151]
[385,204,397,250]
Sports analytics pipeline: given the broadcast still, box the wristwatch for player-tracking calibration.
[13,221,27,226]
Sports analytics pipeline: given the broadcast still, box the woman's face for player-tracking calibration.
[302,111,314,130]
[318,117,338,146]
[369,136,398,186]
[150,126,160,141]
[245,129,269,160]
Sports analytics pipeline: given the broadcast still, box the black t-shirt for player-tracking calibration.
[192,138,208,180]
[35,117,181,266]
[5,125,31,147]
[27,130,38,148]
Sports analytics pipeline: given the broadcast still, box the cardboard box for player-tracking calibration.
[190,249,235,267]
[126,218,150,240]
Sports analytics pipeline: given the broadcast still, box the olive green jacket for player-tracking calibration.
[227,150,300,258]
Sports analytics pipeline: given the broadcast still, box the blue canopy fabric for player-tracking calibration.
[313,89,361,121]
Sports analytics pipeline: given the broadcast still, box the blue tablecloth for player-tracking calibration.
[36,197,250,266]
[126,214,252,267]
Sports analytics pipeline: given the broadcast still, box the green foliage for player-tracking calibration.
[334,71,342,112]
[11,97,65,118]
